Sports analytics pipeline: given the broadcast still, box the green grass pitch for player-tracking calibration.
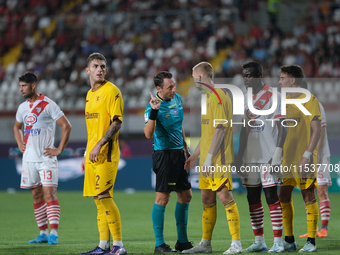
[0,190,340,254]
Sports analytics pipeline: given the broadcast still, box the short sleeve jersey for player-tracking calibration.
[319,103,331,158]
[282,93,321,165]
[15,94,64,162]
[144,93,183,151]
[199,88,234,166]
[85,81,124,163]
[244,84,285,163]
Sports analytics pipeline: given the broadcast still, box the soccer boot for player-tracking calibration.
[268,242,284,253]
[107,245,127,255]
[223,243,242,254]
[299,241,317,252]
[155,243,177,253]
[299,233,308,238]
[79,246,110,255]
[182,241,212,253]
[243,241,267,252]
[48,233,58,245]
[318,228,328,238]
[28,233,49,243]
[282,240,297,251]
[175,240,193,251]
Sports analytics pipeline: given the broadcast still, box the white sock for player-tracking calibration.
[274,237,282,243]
[40,229,49,236]
[50,229,58,236]
[201,238,211,246]
[113,240,123,247]
[99,240,110,249]
[232,240,241,247]
[255,235,264,242]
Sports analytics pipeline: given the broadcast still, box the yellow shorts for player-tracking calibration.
[198,164,233,191]
[282,163,318,190]
[83,160,118,197]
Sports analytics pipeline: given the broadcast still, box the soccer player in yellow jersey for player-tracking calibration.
[184,62,242,254]
[79,53,126,255]
[278,65,321,253]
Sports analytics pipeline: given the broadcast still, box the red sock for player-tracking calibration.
[249,201,264,236]
[268,201,283,238]
[34,200,48,231]
[320,200,331,227]
[47,199,60,230]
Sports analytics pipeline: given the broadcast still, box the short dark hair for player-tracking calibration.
[87,52,106,66]
[154,71,173,87]
[242,61,262,76]
[280,65,304,86]
[19,72,38,84]
[300,79,308,89]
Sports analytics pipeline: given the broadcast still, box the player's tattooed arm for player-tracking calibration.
[98,119,122,146]
[89,119,121,162]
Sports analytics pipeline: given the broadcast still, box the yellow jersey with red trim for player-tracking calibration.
[199,88,234,166]
[85,81,124,163]
[282,93,321,165]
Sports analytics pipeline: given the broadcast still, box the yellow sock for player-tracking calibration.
[306,199,319,238]
[224,199,240,240]
[281,200,294,237]
[202,202,216,240]
[94,199,110,241]
[100,197,122,241]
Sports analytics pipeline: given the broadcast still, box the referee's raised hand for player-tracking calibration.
[149,92,160,110]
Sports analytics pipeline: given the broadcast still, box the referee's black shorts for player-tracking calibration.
[152,149,191,192]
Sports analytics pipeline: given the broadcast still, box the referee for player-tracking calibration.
[144,71,193,253]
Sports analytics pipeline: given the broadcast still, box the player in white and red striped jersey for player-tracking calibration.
[299,81,331,239]
[13,72,72,245]
[236,62,287,253]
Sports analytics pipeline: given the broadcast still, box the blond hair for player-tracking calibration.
[192,62,214,79]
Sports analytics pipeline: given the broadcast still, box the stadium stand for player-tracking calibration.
[0,0,339,113]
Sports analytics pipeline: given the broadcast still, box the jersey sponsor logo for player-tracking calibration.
[85,112,99,119]
[246,107,261,119]
[172,108,178,116]
[249,123,265,132]
[25,128,41,136]
[24,114,38,126]
[201,118,210,124]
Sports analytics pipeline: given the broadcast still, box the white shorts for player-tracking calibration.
[20,159,58,189]
[242,163,282,188]
[317,157,332,186]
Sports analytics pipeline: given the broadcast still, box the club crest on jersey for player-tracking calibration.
[24,114,38,126]
[172,108,178,116]
[36,107,42,113]
[246,107,261,119]
[260,99,266,106]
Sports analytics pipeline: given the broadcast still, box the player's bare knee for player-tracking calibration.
[302,189,316,203]
[155,192,171,206]
[317,187,328,201]
[177,189,192,203]
[264,187,279,205]
[31,186,44,202]
[217,190,233,204]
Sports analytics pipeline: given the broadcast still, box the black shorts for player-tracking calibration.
[152,149,191,192]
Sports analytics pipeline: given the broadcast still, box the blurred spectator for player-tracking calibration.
[120,139,132,158]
